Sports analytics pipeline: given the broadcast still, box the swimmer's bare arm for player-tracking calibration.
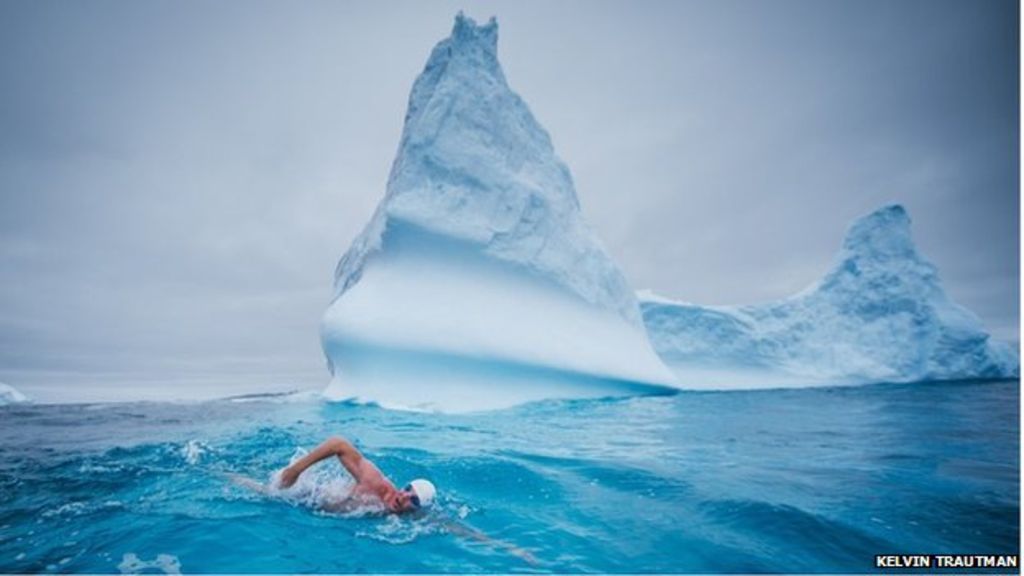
[279,436,373,487]
[441,519,538,566]
[223,472,270,494]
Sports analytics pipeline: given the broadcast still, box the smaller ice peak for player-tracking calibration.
[0,382,29,405]
[639,204,1019,387]
[811,203,940,301]
[840,204,916,262]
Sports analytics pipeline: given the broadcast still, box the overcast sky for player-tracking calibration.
[0,0,1018,401]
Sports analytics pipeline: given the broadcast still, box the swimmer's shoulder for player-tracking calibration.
[321,491,387,515]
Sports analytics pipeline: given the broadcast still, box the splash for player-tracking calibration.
[227,448,389,516]
[117,553,181,574]
[180,440,210,466]
[355,512,444,544]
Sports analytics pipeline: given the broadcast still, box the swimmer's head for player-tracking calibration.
[402,479,436,511]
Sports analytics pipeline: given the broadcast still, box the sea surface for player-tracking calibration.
[0,379,1018,573]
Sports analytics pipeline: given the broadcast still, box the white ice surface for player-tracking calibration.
[322,228,675,411]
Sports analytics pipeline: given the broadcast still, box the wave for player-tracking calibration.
[698,498,897,570]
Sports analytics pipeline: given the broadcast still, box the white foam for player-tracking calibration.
[252,449,384,515]
[180,440,210,466]
[117,553,181,575]
[355,513,442,544]
[41,502,86,518]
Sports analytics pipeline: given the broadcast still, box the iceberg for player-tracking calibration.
[321,14,676,411]
[0,382,29,405]
[640,205,1019,389]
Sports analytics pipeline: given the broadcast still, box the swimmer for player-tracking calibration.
[272,435,435,514]
[227,436,537,565]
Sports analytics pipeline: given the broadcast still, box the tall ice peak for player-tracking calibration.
[321,14,676,410]
[401,13,501,128]
[451,12,498,54]
[338,12,638,325]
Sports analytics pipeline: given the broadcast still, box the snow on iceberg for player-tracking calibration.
[640,205,1019,389]
[0,382,29,405]
[321,14,676,411]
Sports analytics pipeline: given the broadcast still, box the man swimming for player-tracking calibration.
[228,435,538,565]
[275,435,435,514]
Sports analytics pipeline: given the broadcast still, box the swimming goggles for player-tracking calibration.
[403,484,421,508]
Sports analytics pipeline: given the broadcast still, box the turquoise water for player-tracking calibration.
[0,380,1018,573]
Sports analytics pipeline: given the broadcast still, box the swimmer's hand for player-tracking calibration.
[278,465,300,489]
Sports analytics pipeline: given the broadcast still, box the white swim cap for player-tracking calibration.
[407,479,436,508]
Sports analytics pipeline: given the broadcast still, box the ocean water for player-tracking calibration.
[0,379,1018,573]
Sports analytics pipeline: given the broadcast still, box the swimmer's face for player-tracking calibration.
[387,488,419,513]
